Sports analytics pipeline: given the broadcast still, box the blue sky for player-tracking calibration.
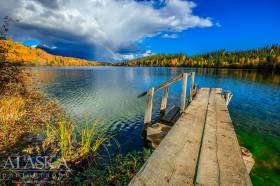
[1,0,279,61]
[142,0,280,56]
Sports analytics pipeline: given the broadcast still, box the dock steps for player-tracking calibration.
[147,123,171,149]
[160,106,180,124]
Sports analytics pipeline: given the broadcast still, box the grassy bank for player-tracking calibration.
[0,62,62,156]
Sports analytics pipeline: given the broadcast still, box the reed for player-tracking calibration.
[80,121,96,155]
[58,117,74,158]
[44,116,108,163]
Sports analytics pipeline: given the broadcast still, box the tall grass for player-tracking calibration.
[44,116,109,164]
[81,121,96,156]
[58,118,73,158]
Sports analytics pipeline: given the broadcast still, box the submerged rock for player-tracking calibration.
[241,147,255,173]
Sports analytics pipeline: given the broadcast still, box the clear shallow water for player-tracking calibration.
[31,67,280,184]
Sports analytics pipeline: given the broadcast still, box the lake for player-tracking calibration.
[31,67,280,185]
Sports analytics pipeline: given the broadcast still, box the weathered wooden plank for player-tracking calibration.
[161,106,180,123]
[129,88,210,186]
[195,88,220,186]
[138,74,183,98]
[215,89,252,186]
[180,73,188,112]
[195,88,251,186]
[160,87,169,116]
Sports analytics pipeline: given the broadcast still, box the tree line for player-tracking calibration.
[118,46,280,70]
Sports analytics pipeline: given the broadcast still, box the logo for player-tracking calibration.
[0,155,71,184]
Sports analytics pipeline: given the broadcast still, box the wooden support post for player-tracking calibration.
[142,87,154,145]
[189,72,195,103]
[225,92,230,106]
[225,91,233,106]
[180,73,188,112]
[160,87,169,116]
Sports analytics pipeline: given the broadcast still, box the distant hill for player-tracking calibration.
[119,46,280,70]
[0,39,101,66]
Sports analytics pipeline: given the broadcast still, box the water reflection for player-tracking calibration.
[195,68,280,85]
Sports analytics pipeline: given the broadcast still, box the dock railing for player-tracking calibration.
[138,72,197,138]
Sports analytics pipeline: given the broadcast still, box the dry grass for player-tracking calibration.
[0,96,25,146]
[0,96,25,123]
[0,63,62,157]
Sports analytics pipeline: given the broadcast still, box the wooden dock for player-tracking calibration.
[130,73,252,186]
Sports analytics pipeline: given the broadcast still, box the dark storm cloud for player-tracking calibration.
[0,0,212,61]
[33,0,67,9]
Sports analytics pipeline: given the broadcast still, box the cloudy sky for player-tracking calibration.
[0,0,279,62]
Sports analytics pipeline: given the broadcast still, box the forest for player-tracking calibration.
[119,46,280,70]
[0,39,101,66]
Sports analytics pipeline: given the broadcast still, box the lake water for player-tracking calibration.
[31,67,280,185]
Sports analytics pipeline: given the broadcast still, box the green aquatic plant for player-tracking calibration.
[81,122,94,154]
[44,116,74,159]
[58,117,74,158]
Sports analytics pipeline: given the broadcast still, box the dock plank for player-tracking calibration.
[195,88,220,185]
[129,88,210,186]
[215,89,252,186]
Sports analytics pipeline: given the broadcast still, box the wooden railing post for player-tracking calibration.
[180,73,188,112]
[160,87,169,116]
[144,88,154,125]
[189,72,195,102]
[142,87,154,144]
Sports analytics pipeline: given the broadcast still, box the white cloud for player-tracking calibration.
[0,0,213,60]
[162,33,178,38]
[119,54,136,61]
[112,53,136,61]
[42,44,57,49]
[143,50,153,57]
